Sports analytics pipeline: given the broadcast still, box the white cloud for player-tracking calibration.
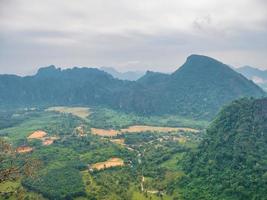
[0,0,266,74]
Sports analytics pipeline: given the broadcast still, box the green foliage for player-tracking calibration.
[22,167,85,199]
[90,107,208,129]
[121,55,265,119]
[181,98,267,200]
[91,168,137,200]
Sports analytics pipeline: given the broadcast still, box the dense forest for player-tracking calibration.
[180,98,267,200]
[0,55,265,119]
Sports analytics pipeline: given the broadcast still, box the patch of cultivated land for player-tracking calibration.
[91,128,119,136]
[91,125,199,136]
[16,146,33,153]
[27,130,59,146]
[42,136,59,146]
[46,106,90,119]
[121,125,199,133]
[91,158,124,170]
[28,130,47,139]
[110,138,125,145]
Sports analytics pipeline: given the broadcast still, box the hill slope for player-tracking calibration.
[0,66,131,107]
[117,55,265,118]
[181,98,267,199]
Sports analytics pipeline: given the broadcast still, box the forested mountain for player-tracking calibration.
[116,55,265,118]
[0,55,265,119]
[181,98,267,199]
[236,66,267,91]
[100,67,145,81]
[0,65,131,107]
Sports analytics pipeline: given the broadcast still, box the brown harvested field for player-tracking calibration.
[120,125,199,133]
[28,130,47,139]
[91,125,199,137]
[110,138,125,145]
[16,146,33,153]
[42,136,59,146]
[92,158,124,170]
[42,140,54,146]
[91,128,119,137]
[46,106,90,119]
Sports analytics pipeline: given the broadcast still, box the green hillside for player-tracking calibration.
[181,98,267,199]
[122,55,265,119]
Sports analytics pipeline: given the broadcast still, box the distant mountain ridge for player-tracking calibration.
[236,65,267,91]
[100,67,145,81]
[0,55,265,119]
[118,55,265,118]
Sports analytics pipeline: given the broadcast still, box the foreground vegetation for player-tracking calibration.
[2,98,265,200]
[180,98,267,200]
[0,106,204,199]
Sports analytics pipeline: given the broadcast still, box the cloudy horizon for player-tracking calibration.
[0,0,266,75]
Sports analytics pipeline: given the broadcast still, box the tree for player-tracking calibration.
[0,138,41,183]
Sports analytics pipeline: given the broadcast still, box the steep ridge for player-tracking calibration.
[181,98,267,199]
[118,55,265,118]
[0,66,130,107]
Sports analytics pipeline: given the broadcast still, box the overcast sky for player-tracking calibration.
[0,0,266,75]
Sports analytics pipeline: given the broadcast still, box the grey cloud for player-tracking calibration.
[0,0,266,75]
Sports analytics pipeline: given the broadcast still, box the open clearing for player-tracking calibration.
[91,125,199,136]
[120,125,199,133]
[46,106,90,119]
[42,136,59,146]
[110,138,125,145]
[16,146,33,153]
[91,158,124,170]
[91,128,119,136]
[28,130,47,139]
[27,130,59,146]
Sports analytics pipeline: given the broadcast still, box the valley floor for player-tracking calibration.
[0,106,206,200]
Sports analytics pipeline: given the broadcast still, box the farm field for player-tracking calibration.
[0,106,206,200]
[46,106,90,119]
[91,158,124,170]
[91,125,199,136]
[28,130,47,139]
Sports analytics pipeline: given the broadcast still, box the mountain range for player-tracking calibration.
[0,55,265,119]
[236,66,267,91]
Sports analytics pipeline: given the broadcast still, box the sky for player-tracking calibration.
[0,0,267,75]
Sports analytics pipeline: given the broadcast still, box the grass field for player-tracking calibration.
[28,130,47,139]
[46,106,90,119]
[91,158,124,170]
[91,125,199,137]
[90,107,209,129]
[0,112,61,142]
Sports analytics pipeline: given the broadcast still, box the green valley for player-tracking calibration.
[0,106,205,200]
